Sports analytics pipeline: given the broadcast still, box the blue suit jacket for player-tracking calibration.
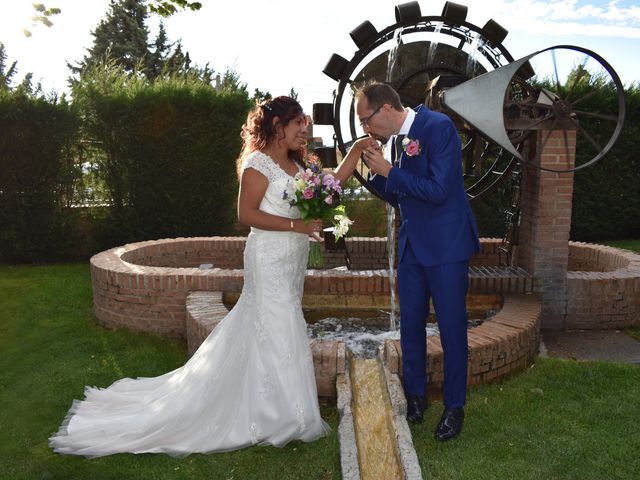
[369,105,480,266]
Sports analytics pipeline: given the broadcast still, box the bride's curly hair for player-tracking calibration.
[236,96,308,178]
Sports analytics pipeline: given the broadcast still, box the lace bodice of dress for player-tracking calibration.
[242,151,302,221]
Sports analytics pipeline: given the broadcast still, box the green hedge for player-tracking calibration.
[73,69,251,248]
[0,91,81,262]
[570,85,640,241]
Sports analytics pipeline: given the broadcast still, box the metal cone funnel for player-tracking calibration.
[441,53,538,160]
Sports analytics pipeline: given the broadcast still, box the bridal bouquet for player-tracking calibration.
[283,154,353,239]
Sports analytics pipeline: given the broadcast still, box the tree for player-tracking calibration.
[23,3,61,37]
[252,88,271,102]
[148,23,214,82]
[70,0,150,77]
[0,43,18,91]
[26,0,199,35]
[69,0,210,83]
[0,43,38,94]
[147,0,202,16]
[215,68,247,95]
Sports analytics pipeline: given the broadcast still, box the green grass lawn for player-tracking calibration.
[411,235,640,479]
[0,264,340,480]
[601,238,640,253]
[2,262,639,480]
[412,359,640,480]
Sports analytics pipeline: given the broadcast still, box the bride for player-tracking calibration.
[49,95,373,457]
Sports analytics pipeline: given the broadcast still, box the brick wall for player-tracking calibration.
[565,242,640,329]
[323,237,390,270]
[91,236,638,339]
[516,131,576,329]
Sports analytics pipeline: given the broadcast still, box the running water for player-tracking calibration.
[466,33,486,78]
[384,28,404,332]
[426,22,443,68]
[385,204,398,331]
[307,315,439,358]
[385,27,404,86]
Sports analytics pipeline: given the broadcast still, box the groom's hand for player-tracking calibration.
[363,144,392,177]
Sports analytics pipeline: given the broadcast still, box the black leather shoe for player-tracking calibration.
[405,394,427,424]
[434,407,464,441]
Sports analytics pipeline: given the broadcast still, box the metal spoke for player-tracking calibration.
[551,49,562,93]
[531,103,554,111]
[564,54,590,102]
[570,88,601,107]
[572,110,618,122]
[538,117,560,156]
[524,113,556,130]
[570,117,603,153]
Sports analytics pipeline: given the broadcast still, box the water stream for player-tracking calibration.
[426,23,443,68]
[386,204,398,331]
[466,33,486,79]
[385,27,404,84]
[384,27,404,332]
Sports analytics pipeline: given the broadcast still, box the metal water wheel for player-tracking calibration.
[313,1,626,201]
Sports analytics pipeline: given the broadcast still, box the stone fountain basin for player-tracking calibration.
[90,236,639,400]
[90,237,533,338]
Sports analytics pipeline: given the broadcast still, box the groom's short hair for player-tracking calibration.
[356,82,403,111]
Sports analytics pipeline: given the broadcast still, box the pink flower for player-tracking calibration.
[402,137,421,157]
[303,188,314,199]
[324,195,333,205]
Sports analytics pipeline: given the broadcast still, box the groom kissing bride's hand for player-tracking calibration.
[353,81,480,441]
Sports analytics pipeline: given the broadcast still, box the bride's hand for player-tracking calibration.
[352,136,379,152]
[294,218,323,236]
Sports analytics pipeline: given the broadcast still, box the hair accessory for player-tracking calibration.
[262,102,273,112]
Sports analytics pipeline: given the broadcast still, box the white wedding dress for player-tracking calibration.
[49,151,329,457]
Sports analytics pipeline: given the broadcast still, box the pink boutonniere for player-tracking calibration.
[401,137,421,157]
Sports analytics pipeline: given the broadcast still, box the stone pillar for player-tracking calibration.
[515,130,576,329]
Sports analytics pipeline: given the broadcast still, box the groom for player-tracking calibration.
[355,82,480,441]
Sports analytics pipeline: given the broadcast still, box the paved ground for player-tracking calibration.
[540,329,640,365]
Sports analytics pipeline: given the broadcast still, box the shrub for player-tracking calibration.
[73,64,252,248]
[0,91,81,262]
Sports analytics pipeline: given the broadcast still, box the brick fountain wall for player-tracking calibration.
[89,237,528,338]
[90,236,639,400]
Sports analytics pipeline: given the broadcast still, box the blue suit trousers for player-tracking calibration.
[397,241,469,408]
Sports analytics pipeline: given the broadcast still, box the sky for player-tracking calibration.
[1,0,639,143]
